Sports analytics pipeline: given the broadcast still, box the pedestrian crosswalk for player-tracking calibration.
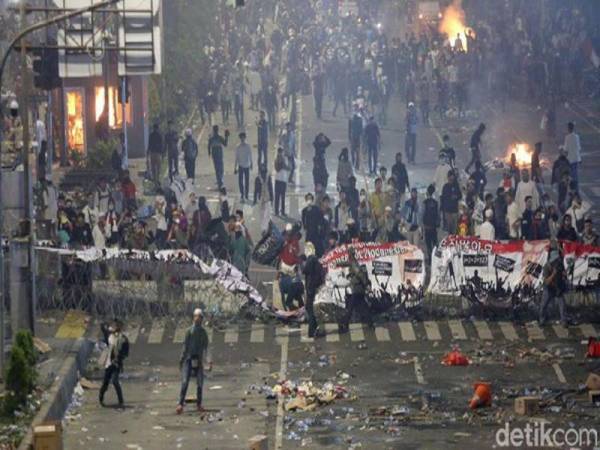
[50,316,600,346]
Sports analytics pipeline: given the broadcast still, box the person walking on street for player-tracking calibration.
[208,125,230,189]
[405,102,418,164]
[280,122,296,183]
[99,319,129,408]
[274,147,289,216]
[563,122,581,190]
[303,242,325,337]
[348,107,363,170]
[165,120,179,181]
[466,123,486,173]
[148,123,164,188]
[182,129,198,181]
[422,185,439,262]
[364,116,381,175]
[257,110,269,168]
[176,308,213,414]
[391,152,410,206]
[539,241,568,326]
[235,132,253,202]
[342,247,373,332]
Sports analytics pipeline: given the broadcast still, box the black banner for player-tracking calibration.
[525,261,543,278]
[372,260,393,276]
[589,257,600,270]
[463,254,488,267]
[494,255,515,273]
[404,259,423,273]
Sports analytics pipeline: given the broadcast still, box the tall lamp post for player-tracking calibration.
[0,0,122,379]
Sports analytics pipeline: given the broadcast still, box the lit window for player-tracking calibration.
[95,86,132,128]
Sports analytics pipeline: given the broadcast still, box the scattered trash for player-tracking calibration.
[514,396,540,416]
[209,385,223,390]
[272,380,357,412]
[586,337,600,358]
[33,337,52,354]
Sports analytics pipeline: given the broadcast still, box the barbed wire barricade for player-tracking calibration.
[35,247,265,322]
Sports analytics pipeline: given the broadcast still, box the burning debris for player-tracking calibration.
[439,0,475,51]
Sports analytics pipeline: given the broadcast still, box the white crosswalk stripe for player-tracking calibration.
[147,320,165,344]
[349,323,365,342]
[398,322,416,341]
[473,320,493,340]
[448,320,467,340]
[127,324,140,344]
[499,322,518,341]
[224,326,239,343]
[526,322,545,340]
[580,324,598,338]
[250,323,265,343]
[173,321,188,344]
[301,324,314,343]
[325,323,340,342]
[424,321,441,341]
[375,326,390,342]
[552,324,569,339]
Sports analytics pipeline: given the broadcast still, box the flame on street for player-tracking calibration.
[507,143,532,167]
[439,0,474,51]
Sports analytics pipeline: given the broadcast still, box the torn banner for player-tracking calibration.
[315,241,426,308]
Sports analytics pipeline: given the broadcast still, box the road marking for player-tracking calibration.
[526,322,545,340]
[250,323,265,343]
[499,322,519,341]
[424,321,442,341]
[413,356,426,384]
[275,326,288,344]
[325,323,340,342]
[553,363,567,384]
[473,320,493,340]
[127,324,140,344]
[580,324,598,338]
[224,326,239,344]
[349,323,365,341]
[300,324,314,343]
[147,320,165,344]
[275,334,288,450]
[552,324,569,339]
[173,321,188,344]
[55,310,88,339]
[398,322,416,341]
[375,326,391,342]
[448,320,467,340]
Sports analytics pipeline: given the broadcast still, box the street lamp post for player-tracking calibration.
[0,0,122,379]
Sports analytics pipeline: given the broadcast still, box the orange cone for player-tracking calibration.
[469,382,492,409]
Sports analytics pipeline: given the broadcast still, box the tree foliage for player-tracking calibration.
[149,0,219,124]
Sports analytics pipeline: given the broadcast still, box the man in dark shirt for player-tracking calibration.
[422,185,439,262]
[208,125,230,189]
[165,120,179,181]
[71,213,93,247]
[348,109,363,170]
[257,111,269,168]
[391,152,410,202]
[466,123,485,173]
[556,214,578,241]
[147,123,164,187]
[364,116,381,175]
[520,196,535,239]
[301,193,325,257]
[539,242,567,326]
[440,170,462,234]
[302,242,325,338]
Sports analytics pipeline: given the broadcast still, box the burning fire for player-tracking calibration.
[507,143,532,167]
[439,0,474,51]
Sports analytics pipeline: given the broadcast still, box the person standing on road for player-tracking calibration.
[391,153,410,206]
[422,185,439,262]
[364,116,381,175]
[563,122,581,190]
[147,123,164,188]
[99,319,129,408]
[257,111,269,168]
[302,193,325,257]
[274,147,289,216]
[235,132,253,202]
[539,241,568,327]
[405,102,418,164]
[440,170,462,234]
[302,241,325,338]
[182,129,198,182]
[466,123,485,174]
[342,247,373,332]
[348,107,363,170]
[176,308,212,414]
[165,120,180,181]
[208,125,230,189]
[279,122,297,183]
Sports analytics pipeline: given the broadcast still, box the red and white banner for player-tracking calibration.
[316,241,425,306]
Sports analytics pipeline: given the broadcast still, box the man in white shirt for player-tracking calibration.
[479,209,495,241]
[234,132,253,202]
[515,169,539,215]
[563,122,581,188]
[506,191,521,239]
[92,217,107,249]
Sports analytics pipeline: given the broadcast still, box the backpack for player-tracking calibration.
[422,198,439,228]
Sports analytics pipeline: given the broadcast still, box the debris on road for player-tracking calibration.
[442,349,470,366]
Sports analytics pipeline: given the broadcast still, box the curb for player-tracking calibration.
[18,337,94,450]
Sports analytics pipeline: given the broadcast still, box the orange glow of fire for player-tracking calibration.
[439,0,474,51]
[507,143,532,167]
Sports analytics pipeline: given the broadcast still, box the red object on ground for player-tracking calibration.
[587,338,600,358]
[469,382,492,409]
[442,350,470,366]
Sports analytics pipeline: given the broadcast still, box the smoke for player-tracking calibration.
[439,0,474,50]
